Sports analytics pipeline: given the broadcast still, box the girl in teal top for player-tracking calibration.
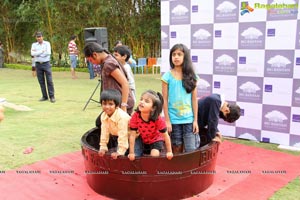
[161,43,200,154]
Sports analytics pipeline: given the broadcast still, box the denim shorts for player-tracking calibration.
[70,55,77,68]
[142,140,164,155]
[131,138,164,156]
[171,123,200,152]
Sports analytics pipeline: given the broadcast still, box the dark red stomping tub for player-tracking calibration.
[81,127,219,200]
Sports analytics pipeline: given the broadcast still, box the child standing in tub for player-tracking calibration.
[161,43,200,154]
[98,89,131,159]
[128,90,173,161]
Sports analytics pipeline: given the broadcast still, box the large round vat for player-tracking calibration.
[81,127,219,200]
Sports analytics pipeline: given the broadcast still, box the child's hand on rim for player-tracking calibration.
[98,150,106,157]
[111,152,119,159]
[166,152,173,160]
[128,153,135,161]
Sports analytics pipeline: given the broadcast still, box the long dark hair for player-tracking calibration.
[169,43,197,93]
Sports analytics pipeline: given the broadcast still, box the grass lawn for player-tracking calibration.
[0,68,299,199]
[0,68,161,170]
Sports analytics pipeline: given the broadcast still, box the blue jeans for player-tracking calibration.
[125,136,143,157]
[69,55,77,68]
[133,136,143,156]
[171,123,200,152]
[87,61,94,79]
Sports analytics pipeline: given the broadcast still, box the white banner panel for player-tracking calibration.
[161,0,300,147]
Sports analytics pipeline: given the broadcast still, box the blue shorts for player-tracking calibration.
[171,123,200,152]
[70,55,77,68]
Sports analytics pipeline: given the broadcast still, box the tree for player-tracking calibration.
[0,0,161,65]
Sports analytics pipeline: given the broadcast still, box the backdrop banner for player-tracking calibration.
[161,0,300,147]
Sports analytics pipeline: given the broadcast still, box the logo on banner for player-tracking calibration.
[290,134,300,147]
[241,27,262,39]
[239,132,259,141]
[161,26,169,49]
[240,27,264,49]
[170,3,190,24]
[197,79,211,97]
[266,111,286,123]
[161,31,168,40]
[292,80,300,106]
[193,29,211,40]
[215,0,238,22]
[172,5,189,16]
[239,81,260,94]
[256,1,298,14]
[236,126,261,141]
[197,79,211,90]
[265,51,294,78]
[240,2,254,15]
[264,110,288,130]
[241,1,298,16]
[267,55,291,70]
[161,31,169,46]
[216,54,235,66]
[294,87,300,105]
[217,1,237,13]
[238,80,262,103]
[214,53,237,75]
[192,28,213,48]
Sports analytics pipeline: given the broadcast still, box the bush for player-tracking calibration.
[4,63,89,73]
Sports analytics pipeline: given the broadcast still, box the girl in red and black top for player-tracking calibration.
[128,90,173,161]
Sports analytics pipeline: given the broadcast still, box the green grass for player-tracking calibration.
[0,68,160,170]
[0,68,299,199]
[269,176,300,200]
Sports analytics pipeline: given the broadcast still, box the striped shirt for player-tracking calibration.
[68,40,78,55]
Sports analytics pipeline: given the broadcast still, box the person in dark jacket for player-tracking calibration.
[197,94,241,145]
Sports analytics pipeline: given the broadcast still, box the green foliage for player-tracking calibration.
[0,0,161,64]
